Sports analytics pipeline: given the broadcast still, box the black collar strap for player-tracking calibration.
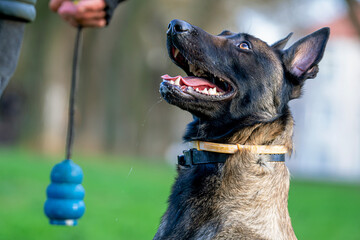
[178,149,285,167]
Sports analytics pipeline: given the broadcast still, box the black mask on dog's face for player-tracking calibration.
[160,19,329,131]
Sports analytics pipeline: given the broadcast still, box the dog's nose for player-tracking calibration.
[167,19,191,35]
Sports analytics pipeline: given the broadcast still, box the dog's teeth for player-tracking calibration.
[170,80,175,84]
[175,77,181,86]
[202,88,209,94]
[196,88,200,92]
[209,88,216,95]
[194,69,205,77]
[174,48,180,58]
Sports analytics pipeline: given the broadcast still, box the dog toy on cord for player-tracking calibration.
[44,26,85,226]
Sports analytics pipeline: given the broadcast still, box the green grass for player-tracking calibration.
[289,180,360,240]
[0,148,175,240]
[0,148,359,240]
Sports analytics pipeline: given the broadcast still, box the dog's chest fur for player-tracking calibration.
[154,156,295,240]
[154,116,297,240]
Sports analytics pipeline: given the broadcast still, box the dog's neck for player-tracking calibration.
[216,149,296,239]
[215,111,296,239]
[157,111,297,239]
[183,108,293,145]
[215,112,296,239]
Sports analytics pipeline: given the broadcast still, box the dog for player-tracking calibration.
[155,19,329,240]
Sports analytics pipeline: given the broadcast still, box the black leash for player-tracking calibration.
[65,26,82,160]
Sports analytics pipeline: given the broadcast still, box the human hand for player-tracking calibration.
[49,0,107,28]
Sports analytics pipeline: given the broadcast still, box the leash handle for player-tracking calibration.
[65,26,82,160]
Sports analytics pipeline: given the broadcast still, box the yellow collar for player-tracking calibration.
[188,141,288,155]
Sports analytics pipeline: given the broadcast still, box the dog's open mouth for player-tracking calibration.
[161,46,235,100]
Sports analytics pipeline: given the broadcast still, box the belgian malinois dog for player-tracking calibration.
[155,19,329,240]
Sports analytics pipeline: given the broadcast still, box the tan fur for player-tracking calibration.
[155,113,297,240]
[212,112,296,239]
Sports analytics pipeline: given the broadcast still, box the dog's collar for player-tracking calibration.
[178,141,287,167]
[188,141,288,154]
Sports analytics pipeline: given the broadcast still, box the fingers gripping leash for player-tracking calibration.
[44,27,85,226]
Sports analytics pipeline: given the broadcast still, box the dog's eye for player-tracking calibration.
[238,42,250,50]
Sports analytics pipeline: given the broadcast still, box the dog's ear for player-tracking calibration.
[283,27,330,83]
[271,32,293,50]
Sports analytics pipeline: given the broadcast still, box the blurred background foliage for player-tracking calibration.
[1,0,360,239]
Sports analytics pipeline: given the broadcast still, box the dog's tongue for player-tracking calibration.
[161,74,224,92]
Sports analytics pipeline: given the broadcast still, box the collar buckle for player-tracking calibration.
[178,149,230,167]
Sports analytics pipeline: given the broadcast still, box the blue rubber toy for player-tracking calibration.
[44,159,85,226]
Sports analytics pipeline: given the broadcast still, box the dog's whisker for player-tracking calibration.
[140,98,163,128]
[135,98,164,150]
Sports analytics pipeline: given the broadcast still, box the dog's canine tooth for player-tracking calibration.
[202,88,209,94]
[174,48,180,58]
[170,80,175,84]
[175,77,181,86]
[194,69,205,77]
[209,88,216,95]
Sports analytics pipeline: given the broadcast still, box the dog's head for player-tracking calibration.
[160,19,329,140]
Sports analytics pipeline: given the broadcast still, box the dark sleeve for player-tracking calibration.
[104,0,126,25]
[0,0,37,22]
[0,20,25,96]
